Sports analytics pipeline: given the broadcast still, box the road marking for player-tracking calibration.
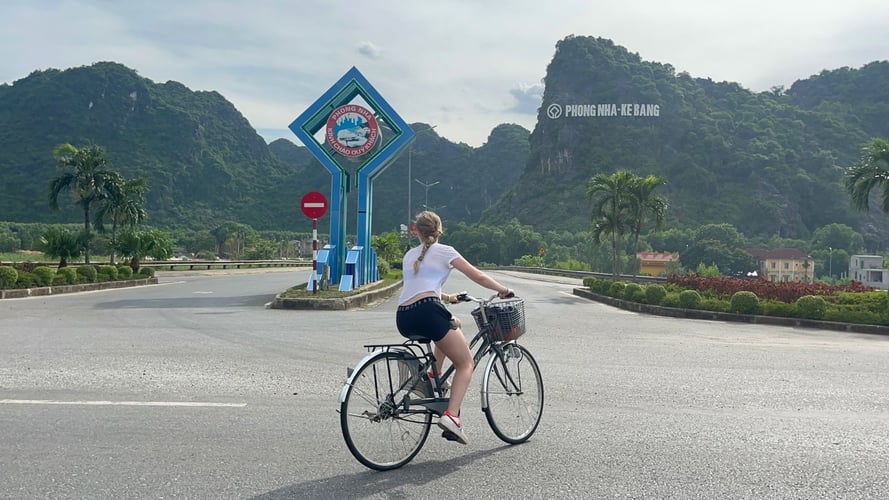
[0,399,246,407]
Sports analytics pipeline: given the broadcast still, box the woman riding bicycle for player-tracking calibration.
[395,210,513,444]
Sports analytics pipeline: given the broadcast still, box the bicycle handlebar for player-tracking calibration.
[455,289,516,304]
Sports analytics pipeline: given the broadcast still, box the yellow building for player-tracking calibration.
[635,252,678,276]
[747,248,814,283]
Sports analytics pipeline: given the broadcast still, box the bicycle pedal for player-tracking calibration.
[441,430,460,441]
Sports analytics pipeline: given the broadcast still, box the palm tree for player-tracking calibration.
[844,137,889,213]
[49,144,118,264]
[115,228,173,272]
[95,175,148,264]
[626,174,668,276]
[588,170,635,277]
[38,227,84,268]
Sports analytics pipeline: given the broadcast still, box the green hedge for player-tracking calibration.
[0,266,18,287]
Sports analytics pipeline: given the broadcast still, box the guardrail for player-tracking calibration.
[141,260,312,271]
[495,266,668,284]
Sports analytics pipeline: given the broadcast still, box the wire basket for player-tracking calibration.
[471,298,526,342]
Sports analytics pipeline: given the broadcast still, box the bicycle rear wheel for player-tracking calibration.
[482,343,543,444]
[340,351,433,470]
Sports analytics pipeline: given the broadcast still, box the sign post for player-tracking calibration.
[301,191,328,294]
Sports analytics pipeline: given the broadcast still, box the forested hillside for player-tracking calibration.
[483,36,889,249]
[2,41,889,250]
[0,62,529,232]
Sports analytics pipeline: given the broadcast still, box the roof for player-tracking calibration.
[746,248,810,260]
[635,252,677,263]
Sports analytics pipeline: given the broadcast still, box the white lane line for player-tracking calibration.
[0,399,246,407]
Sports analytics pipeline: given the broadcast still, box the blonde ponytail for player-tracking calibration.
[411,211,443,274]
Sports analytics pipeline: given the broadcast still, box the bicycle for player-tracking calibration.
[338,292,544,471]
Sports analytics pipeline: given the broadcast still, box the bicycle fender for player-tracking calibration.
[338,349,413,403]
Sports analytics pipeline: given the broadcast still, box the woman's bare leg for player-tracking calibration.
[434,328,473,415]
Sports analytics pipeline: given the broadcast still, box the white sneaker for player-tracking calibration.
[437,410,468,444]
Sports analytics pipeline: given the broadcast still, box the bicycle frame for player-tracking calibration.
[339,302,520,420]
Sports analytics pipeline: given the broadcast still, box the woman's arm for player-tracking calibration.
[451,257,511,297]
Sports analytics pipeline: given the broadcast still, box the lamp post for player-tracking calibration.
[828,247,833,278]
[414,178,440,210]
[407,124,437,225]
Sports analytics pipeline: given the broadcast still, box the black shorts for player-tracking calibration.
[396,297,458,342]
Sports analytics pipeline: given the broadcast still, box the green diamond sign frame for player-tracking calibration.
[289,67,414,286]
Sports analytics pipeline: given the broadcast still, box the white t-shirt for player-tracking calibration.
[398,243,462,304]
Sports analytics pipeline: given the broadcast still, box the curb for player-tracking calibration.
[0,277,159,299]
[573,287,889,336]
[269,280,403,311]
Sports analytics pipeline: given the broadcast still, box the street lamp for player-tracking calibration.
[414,178,440,210]
[407,124,437,225]
[828,246,833,278]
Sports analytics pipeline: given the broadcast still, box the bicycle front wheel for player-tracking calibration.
[481,343,543,444]
[340,351,433,470]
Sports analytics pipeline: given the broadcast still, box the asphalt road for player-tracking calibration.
[1,269,888,499]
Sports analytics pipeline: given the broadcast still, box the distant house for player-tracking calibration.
[849,255,889,290]
[747,248,814,283]
[635,251,678,276]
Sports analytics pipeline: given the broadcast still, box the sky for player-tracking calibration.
[2,0,888,148]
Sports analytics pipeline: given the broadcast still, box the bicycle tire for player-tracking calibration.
[481,343,544,444]
[340,351,433,470]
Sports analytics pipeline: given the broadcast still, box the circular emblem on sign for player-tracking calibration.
[326,104,380,157]
[546,103,562,120]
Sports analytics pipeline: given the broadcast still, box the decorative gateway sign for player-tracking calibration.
[289,67,414,288]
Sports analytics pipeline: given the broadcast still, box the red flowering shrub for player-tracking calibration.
[666,274,871,303]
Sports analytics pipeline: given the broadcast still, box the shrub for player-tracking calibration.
[661,292,681,308]
[376,259,390,278]
[678,289,702,309]
[137,267,155,278]
[609,281,626,297]
[76,265,98,283]
[700,298,730,312]
[645,284,667,305]
[116,265,133,279]
[97,265,119,281]
[15,271,37,288]
[591,279,612,294]
[796,295,827,320]
[32,266,56,287]
[582,277,597,288]
[762,300,798,318]
[730,291,761,314]
[824,309,883,325]
[57,267,78,285]
[0,266,18,288]
[623,283,644,301]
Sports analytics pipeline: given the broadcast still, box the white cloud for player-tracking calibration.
[1,0,887,147]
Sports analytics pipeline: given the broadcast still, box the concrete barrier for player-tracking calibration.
[0,277,159,300]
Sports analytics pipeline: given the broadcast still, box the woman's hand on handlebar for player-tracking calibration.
[498,288,515,299]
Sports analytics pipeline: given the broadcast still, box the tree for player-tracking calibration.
[588,170,635,277]
[38,227,84,268]
[95,175,148,264]
[626,174,668,276]
[810,223,864,254]
[115,228,173,272]
[49,144,119,264]
[681,224,757,277]
[844,137,889,213]
[371,231,402,264]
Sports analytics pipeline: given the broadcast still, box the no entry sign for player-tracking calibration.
[301,191,328,219]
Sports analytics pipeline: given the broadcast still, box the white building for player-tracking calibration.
[849,255,889,290]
